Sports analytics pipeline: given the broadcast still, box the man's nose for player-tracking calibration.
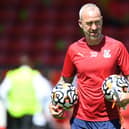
[91,23,97,30]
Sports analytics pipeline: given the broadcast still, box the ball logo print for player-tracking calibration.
[102,74,129,102]
[51,83,78,110]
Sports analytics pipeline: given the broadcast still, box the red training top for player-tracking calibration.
[61,36,129,121]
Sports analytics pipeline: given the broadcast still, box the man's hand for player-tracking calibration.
[119,93,129,108]
[49,103,65,119]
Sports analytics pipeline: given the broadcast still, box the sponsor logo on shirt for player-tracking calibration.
[90,52,98,57]
[77,50,111,58]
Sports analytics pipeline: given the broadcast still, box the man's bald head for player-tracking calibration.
[79,3,102,20]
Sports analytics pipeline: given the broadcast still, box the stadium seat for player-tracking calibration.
[0,0,128,68]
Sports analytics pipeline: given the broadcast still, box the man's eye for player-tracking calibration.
[86,22,92,25]
[95,21,101,25]
[86,21,101,26]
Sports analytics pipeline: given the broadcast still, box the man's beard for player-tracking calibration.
[85,30,102,40]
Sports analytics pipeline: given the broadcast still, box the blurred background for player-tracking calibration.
[0,0,129,129]
[0,0,129,83]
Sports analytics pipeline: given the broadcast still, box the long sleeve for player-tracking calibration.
[33,74,52,107]
[0,77,11,108]
[33,73,53,126]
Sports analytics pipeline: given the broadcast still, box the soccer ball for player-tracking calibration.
[51,83,78,110]
[102,74,129,102]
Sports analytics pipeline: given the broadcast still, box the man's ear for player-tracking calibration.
[78,19,82,28]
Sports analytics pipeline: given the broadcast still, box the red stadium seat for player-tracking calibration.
[0,0,128,68]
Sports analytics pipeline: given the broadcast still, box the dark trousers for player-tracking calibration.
[7,112,55,129]
[32,124,53,129]
[7,112,33,129]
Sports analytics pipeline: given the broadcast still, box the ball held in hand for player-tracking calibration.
[51,83,78,110]
[102,74,129,102]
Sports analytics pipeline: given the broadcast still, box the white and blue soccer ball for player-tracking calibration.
[51,83,78,110]
[102,74,129,102]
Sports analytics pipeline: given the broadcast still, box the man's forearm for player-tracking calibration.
[125,75,129,82]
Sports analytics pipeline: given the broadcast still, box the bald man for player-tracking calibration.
[49,3,129,129]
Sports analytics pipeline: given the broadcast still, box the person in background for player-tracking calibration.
[0,97,6,129]
[49,3,129,129]
[0,55,54,129]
